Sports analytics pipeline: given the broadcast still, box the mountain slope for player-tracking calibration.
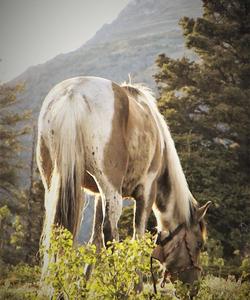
[13,0,201,115]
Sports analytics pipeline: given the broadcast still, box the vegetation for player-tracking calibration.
[0,83,44,265]
[0,227,249,299]
[155,0,250,258]
[0,83,30,264]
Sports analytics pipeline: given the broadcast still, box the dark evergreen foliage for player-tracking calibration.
[0,84,44,264]
[155,0,250,257]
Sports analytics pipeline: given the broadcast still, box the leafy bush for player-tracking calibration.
[45,226,96,299]
[240,257,250,280]
[0,263,40,299]
[44,228,250,299]
[1,227,249,299]
[45,226,155,299]
[90,237,154,299]
[196,275,250,300]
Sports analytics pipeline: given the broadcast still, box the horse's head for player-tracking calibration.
[152,201,211,287]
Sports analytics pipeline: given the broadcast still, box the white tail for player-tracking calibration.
[52,88,85,236]
[39,87,86,277]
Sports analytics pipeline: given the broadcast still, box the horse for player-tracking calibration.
[37,76,211,288]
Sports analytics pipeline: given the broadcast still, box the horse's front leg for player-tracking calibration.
[133,180,157,238]
[131,180,157,292]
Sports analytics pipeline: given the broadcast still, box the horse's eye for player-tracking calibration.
[197,241,203,249]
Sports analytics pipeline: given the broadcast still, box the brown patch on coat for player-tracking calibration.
[148,135,162,173]
[121,91,161,196]
[39,136,53,189]
[155,148,172,212]
[122,85,141,97]
[103,83,129,190]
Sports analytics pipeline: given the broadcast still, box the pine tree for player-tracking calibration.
[0,84,44,265]
[23,126,44,263]
[155,0,250,257]
[0,83,31,263]
[0,84,30,197]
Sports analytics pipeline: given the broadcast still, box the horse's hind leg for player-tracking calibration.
[89,195,105,251]
[103,189,123,244]
[94,178,123,243]
[86,195,104,279]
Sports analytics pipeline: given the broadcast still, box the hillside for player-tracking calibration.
[12,0,201,114]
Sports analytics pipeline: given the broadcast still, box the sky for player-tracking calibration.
[0,0,130,82]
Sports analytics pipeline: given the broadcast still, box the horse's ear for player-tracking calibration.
[196,201,212,221]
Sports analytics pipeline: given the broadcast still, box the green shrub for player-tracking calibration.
[1,227,249,299]
[0,263,40,299]
[45,226,155,299]
[45,226,96,299]
[196,275,250,300]
[89,236,154,299]
[240,257,250,280]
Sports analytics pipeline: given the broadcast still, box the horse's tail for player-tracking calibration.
[41,88,86,261]
[53,88,86,236]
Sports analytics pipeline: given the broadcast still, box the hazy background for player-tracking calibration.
[0,0,130,82]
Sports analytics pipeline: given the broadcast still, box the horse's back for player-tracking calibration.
[38,76,126,142]
[40,76,117,117]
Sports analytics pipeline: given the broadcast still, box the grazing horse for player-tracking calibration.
[37,76,210,285]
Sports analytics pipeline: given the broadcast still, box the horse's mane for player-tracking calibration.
[122,82,196,225]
